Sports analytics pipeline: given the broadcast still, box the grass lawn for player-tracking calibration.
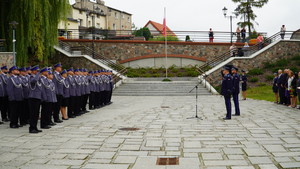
[246,85,276,102]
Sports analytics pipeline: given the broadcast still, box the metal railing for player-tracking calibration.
[58,28,268,43]
[0,39,6,52]
[58,40,126,73]
[198,31,296,72]
[113,68,128,87]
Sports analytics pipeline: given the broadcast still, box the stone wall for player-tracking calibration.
[61,39,248,63]
[0,52,14,68]
[209,40,300,86]
[53,51,105,70]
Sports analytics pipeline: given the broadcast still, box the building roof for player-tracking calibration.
[107,6,132,15]
[144,20,176,36]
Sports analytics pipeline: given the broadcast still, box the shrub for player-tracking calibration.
[162,78,172,82]
[152,73,161,77]
[168,64,177,69]
[250,77,259,82]
[127,72,140,77]
[290,66,299,73]
[297,61,300,66]
[151,69,158,74]
[247,68,263,76]
[168,73,174,77]
[275,58,290,67]
[272,67,283,73]
[143,73,151,78]
[258,83,266,86]
[126,67,132,69]
[214,85,221,94]
[292,54,300,60]
[265,75,274,81]
[263,62,275,69]
[185,35,190,42]
[177,72,183,77]
[184,68,192,72]
[171,69,179,73]
[158,67,164,71]
[146,67,153,71]
[140,69,147,74]
[186,71,199,77]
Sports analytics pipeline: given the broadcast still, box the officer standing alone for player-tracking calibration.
[221,67,233,120]
[231,67,240,116]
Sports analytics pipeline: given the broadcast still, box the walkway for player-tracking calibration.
[0,96,299,169]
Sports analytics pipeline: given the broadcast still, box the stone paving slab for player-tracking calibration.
[1,96,300,168]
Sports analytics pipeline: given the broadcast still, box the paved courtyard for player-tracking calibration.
[0,95,300,169]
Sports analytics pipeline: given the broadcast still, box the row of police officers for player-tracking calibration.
[220,66,247,120]
[0,63,114,133]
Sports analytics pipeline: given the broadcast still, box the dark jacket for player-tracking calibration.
[221,73,233,96]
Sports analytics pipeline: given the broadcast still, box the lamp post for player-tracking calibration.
[222,7,238,45]
[9,21,18,65]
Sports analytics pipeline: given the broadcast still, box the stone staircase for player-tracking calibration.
[113,77,213,96]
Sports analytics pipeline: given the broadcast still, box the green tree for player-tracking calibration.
[232,0,268,35]
[0,0,71,66]
[133,27,151,40]
[149,35,179,42]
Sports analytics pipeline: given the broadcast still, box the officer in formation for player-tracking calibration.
[220,66,241,120]
[0,63,114,133]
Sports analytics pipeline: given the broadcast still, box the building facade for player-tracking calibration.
[107,7,132,35]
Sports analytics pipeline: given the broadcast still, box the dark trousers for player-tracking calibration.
[9,101,22,127]
[109,89,113,102]
[279,87,286,104]
[96,92,101,107]
[29,98,41,131]
[82,94,89,111]
[48,103,54,124]
[0,97,3,120]
[41,102,51,128]
[20,100,28,124]
[89,92,95,109]
[2,96,9,120]
[232,93,240,115]
[53,94,63,120]
[104,91,109,104]
[224,96,232,119]
[74,96,81,115]
[68,96,75,117]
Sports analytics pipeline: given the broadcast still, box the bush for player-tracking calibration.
[275,58,290,67]
[171,69,179,73]
[184,68,192,72]
[186,71,199,77]
[292,55,300,60]
[185,35,190,42]
[297,61,300,66]
[258,83,266,86]
[151,69,158,74]
[158,67,165,71]
[143,73,151,78]
[127,72,140,77]
[214,85,221,94]
[265,75,274,81]
[263,62,275,69]
[146,67,153,71]
[250,77,259,82]
[162,78,172,82]
[168,73,174,77]
[132,27,151,40]
[290,66,299,73]
[177,72,183,77]
[168,64,177,69]
[272,67,283,73]
[152,73,161,77]
[247,68,263,76]
[140,69,147,74]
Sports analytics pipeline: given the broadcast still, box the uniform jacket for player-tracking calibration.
[241,74,247,86]
[48,79,57,103]
[0,76,4,97]
[19,75,30,99]
[79,75,86,95]
[221,73,233,96]
[84,75,91,94]
[232,73,240,94]
[273,76,279,91]
[88,75,95,92]
[94,76,100,92]
[62,77,70,98]
[74,75,82,96]
[0,74,9,96]
[53,71,64,95]
[297,78,300,94]
[102,75,111,91]
[40,75,51,102]
[98,76,105,92]
[29,72,44,100]
[67,75,76,97]
[108,75,114,90]
[7,75,24,101]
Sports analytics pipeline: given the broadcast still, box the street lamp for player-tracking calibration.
[222,7,238,45]
[9,21,18,65]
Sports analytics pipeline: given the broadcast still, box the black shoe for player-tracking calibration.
[41,126,51,129]
[29,129,39,133]
[10,125,19,128]
[68,115,75,118]
[84,110,90,113]
[21,123,27,126]
[0,121,3,124]
[2,118,9,122]
[89,108,94,110]
[17,124,23,127]
[54,119,63,123]
[223,117,231,120]
[232,114,240,116]
[36,129,42,132]
[62,117,69,120]
[48,122,56,126]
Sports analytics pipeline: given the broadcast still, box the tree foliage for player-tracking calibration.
[0,0,71,66]
[149,35,179,42]
[232,0,268,34]
[132,27,151,41]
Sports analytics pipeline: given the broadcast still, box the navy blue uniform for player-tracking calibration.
[241,74,247,91]
[221,73,233,119]
[273,76,279,93]
[232,73,240,115]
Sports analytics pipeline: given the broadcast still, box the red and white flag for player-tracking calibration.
[163,7,166,37]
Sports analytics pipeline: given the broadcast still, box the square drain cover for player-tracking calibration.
[156,157,179,165]
[161,106,170,108]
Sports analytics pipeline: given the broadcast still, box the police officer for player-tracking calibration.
[88,71,95,110]
[19,67,30,125]
[241,70,247,100]
[79,69,85,114]
[7,66,24,128]
[47,69,57,126]
[99,70,106,107]
[40,67,51,129]
[231,67,240,116]
[67,68,76,118]
[26,66,32,78]
[52,63,63,123]
[221,66,233,120]
[82,69,90,113]
[74,68,82,116]
[1,66,9,122]
[108,70,114,104]
[273,73,279,104]
[0,69,4,124]
[61,69,70,120]
[94,71,101,109]
[28,65,44,133]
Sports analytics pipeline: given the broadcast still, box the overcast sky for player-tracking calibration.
[70,0,299,36]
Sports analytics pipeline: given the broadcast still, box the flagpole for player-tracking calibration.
[164,7,168,79]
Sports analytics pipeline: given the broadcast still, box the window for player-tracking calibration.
[113,23,116,30]
[128,17,130,23]
[121,25,124,30]
[121,14,124,19]
[96,23,100,28]
[89,21,91,27]
[78,19,82,26]
[115,12,118,19]
[79,10,82,14]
